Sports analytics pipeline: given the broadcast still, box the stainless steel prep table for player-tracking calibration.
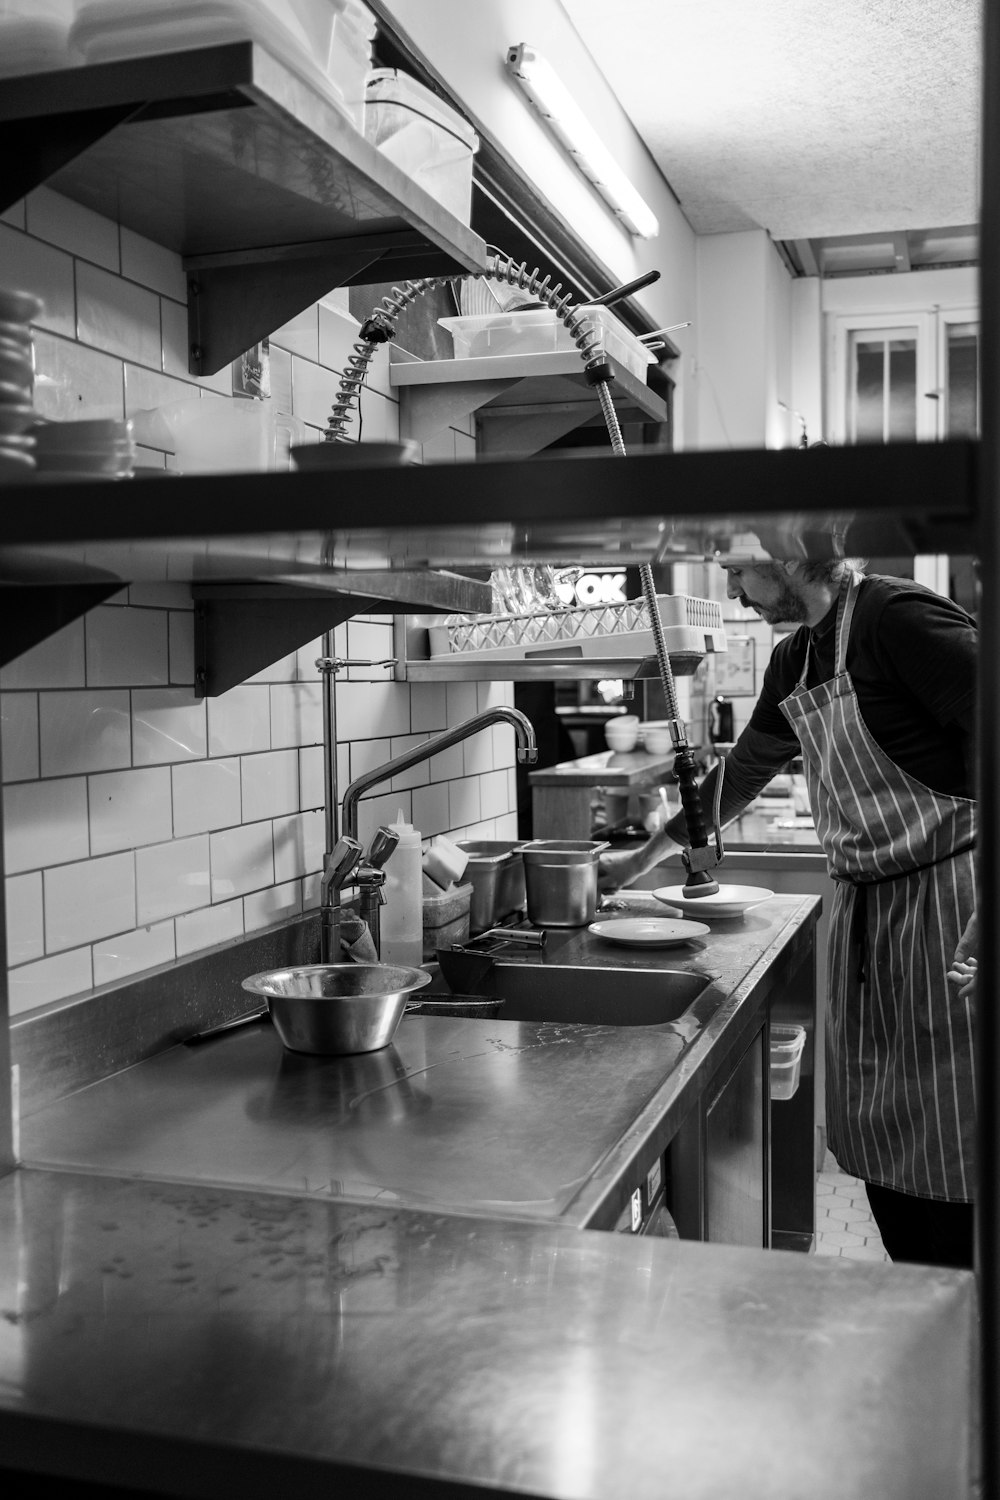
[19,896,817,1233]
[0,1166,977,1500]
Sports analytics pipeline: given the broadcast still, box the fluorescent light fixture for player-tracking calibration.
[506,42,659,240]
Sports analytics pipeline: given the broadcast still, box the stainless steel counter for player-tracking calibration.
[18,896,817,1231]
[0,1166,977,1499]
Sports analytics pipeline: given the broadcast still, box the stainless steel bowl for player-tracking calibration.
[241,963,432,1055]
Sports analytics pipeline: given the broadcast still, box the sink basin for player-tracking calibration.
[433,961,714,1026]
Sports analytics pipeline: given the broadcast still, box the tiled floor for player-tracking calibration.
[815,1150,890,1261]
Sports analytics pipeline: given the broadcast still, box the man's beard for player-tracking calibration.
[739,581,810,626]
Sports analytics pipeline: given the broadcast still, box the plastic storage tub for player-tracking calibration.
[421,881,473,961]
[555,305,656,380]
[70,0,376,127]
[365,67,478,223]
[438,309,563,360]
[770,1023,806,1100]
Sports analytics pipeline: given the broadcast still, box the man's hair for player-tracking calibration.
[798,557,867,585]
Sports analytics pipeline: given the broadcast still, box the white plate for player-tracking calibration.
[588,917,710,947]
[652,884,775,919]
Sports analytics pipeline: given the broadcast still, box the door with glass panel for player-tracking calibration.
[833,310,979,443]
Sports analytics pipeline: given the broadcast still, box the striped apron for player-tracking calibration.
[779,572,977,1202]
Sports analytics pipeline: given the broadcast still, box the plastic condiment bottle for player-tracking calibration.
[379,811,423,967]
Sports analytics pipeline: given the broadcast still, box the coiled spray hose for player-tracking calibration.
[325,251,724,892]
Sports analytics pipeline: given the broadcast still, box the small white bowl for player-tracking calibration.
[605,724,639,752]
[641,727,674,754]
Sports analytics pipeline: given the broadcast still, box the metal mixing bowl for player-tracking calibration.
[241,963,432,1055]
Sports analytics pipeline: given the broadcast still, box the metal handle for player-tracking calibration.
[589,270,660,306]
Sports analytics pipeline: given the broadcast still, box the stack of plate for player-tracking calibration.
[0,287,42,482]
[31,417,136,480]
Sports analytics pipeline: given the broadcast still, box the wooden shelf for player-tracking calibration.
[0,42,489,374]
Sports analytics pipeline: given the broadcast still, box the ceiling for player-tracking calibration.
[563,0,982,273]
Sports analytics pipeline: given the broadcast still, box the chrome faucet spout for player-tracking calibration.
[342,707,537,840]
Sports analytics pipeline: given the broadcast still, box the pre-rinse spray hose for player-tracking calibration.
[326,252,725,891]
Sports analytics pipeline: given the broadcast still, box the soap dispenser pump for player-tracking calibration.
[379,810,423,967]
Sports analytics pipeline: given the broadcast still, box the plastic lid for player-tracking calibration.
[365,67,478,149]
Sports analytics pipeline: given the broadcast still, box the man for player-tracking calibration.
[601,556,978,1269]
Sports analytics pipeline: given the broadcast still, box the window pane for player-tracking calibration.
[887,339,917,440]
[947,324,979,437]
[854,339,885,442]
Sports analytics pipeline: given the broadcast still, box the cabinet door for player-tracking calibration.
[704,1028,768,1248]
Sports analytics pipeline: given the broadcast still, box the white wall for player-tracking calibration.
[1,188,519,1017]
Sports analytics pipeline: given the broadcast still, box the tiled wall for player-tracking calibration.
[1,188,517,1016]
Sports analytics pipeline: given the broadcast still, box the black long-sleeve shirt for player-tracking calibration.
[666,574,977,846]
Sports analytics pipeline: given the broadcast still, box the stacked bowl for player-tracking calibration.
[0,287,42,482]
[31,416,136,479]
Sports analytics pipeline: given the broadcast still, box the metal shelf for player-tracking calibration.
[390,350,670,454]
[0,42,489,374]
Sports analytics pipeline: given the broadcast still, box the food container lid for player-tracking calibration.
[515,839,610,864]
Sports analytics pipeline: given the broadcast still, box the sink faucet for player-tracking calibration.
[342,707,538,843]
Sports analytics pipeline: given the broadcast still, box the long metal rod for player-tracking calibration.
[977,0,998,1483]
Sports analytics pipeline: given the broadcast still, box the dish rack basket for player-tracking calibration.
[427,594,727,664]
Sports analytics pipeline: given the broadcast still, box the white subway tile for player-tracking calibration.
[271,306,319,361]
[207,685,270,757]
[123,361,197,417]
[446,680,478,725]
[172,757,241,837]
[76,261,161,367]
[210,822,274,901]
[353,792,409,851]
[45,852,135,953]
[40,691,131,777]
[389,734,430,791]
[159,296,190,379]
[1,693,39,781]
[496,811,520,840]
[241,749,299,823]
[317,301,359,369]
[244,879,302,932]
[346,619,395,674]
[1,617,85,690]
[128,583,192,609]
[411,781,450,838]
[455,430,477,461]
[355,389,399,443]
[90,766,173,854]
[302,871,321,909]
[290,354,341,429]
[463,727,494,776]
[429,742,464,781]
[336,741,350,797]
[133,688,207,764]
[136,834,211,922]
[479,769,511,820]
[85,606,169,687]
[2,777,89,874]
[299,745,325,810]
[26,187,119,270]
[94,920,176,988]
[336,679,411,741]
[349,737,391,781]
[120,226,187,300]
[5,871,44,965]
[273,808,325,883]
[269,343,292,416]
[8,948,93,1016]
[295,634,332,680]
[410,682,448,733]
[246,652,298,684]
[270,680,323,749]
[448,777,481,830]
[31,329,125,420]
[168,611,195,685]
[0,222,75,338]
[175,898,245,957]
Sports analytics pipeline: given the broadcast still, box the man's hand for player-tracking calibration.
[947,912,978,1000]
[598,849,646,892]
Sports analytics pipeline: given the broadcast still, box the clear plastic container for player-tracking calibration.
[365,67,478,224]
[380,813,424,968]
[437,309,562,361]
[70,0,375,126]
[555,305,656,380]
[770,1023,806,1100]
[421,881,473,961]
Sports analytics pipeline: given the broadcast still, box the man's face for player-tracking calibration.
[720,562,810,625]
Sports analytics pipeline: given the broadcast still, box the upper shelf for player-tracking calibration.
[0,42,489,374]
[390,351,670,454]
[0,440,979,586]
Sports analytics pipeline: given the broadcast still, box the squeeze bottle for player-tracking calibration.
[379,811,423,966]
